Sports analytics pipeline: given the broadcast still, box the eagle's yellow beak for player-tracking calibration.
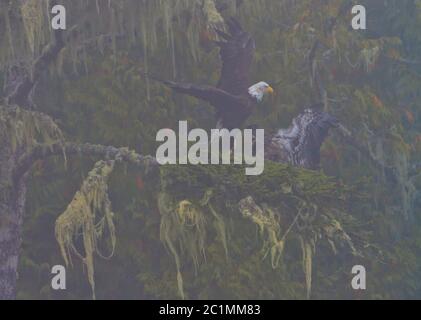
[266,86,274,95]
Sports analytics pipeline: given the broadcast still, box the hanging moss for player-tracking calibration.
[203,0,224,29]
[158,162,361,299]
[203,189,229,259]
[21,0,48,55]
[158,192,208,299]
[299,235,313,299]
[1,0,210,78]
[0,105,63,152]
[238,196,285,269]
[11,0,421,300]
[55,160,116,300]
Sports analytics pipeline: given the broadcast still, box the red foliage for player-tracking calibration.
[136,175,144,191]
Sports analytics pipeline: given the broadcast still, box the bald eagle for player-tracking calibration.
[265,104,339,170]
[155,17,274,129]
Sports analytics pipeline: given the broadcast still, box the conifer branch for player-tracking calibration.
[14,142,158,183]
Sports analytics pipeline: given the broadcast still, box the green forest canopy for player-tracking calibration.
[0,0,420,299]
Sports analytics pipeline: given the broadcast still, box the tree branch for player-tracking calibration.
[5,37,64,108]
[5,0,81,109]
[335,124,398,183]
[14,142,158,183]
[6,1,66,109]
[308,3,399,184]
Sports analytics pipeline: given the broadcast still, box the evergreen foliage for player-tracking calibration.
[0,0,419,299]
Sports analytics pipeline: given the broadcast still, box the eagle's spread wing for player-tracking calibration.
[215,18,256,96]
[267,106,339,169]
[159,80,244,107]
[149,17,255,129]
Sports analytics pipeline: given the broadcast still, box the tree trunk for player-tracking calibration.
[0,146,27,300]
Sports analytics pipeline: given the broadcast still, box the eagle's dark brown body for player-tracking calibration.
[157,18,258,129]
[155,18,337,169]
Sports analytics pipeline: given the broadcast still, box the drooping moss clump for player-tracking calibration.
[0,105,63,152]
[158,162,363,299]
[9,0,420,300]
[55,160,116,300]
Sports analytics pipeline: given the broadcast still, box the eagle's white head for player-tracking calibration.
[248,81,274,102]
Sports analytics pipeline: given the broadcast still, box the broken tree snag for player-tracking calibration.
[6,27,65,109]
[5,0,74,109]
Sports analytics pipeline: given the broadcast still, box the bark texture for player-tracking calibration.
[0,146,26,300]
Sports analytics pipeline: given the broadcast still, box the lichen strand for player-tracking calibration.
[10,0,420,300]
[21,0,49,55]
[159,163,362,299]
[0,105,63,152]
[55,160,116,300]
[0,0,220,74]
[238,195,358,299]
[158,193,207,300]
[158,185,234,300]
[238,197,285,269]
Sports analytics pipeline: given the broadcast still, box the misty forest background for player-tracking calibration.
[1,0,421,299]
